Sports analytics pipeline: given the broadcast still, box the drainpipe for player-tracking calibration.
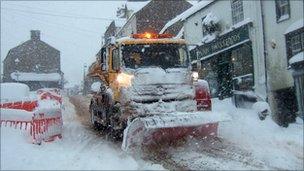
[260,0,269,100]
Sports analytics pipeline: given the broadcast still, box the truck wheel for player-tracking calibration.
[90,109,101,130]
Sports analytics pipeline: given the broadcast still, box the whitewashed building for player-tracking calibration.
[161,0,303,125]
[262,0,303,125]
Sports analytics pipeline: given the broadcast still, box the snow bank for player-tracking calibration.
[214,98,303,170]
[10,72,61,81]
[1,96,165,170]
[0,83,30,102]
[289,51,304,64]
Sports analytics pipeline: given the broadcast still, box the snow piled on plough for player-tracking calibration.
[122,111,231,151]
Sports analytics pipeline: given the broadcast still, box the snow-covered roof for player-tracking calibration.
[289,51,304,64]
[10,72,61,82]
[284,19,304,34]
[160,0,214,33]
[126,1,150,14]
[115,19,127,28]
[175,27,184,39]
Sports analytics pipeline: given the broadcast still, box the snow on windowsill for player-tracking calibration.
[190,18,252,49]
[284,19,304,34]
[277,14,290,23]
[289,51,304,64]
[220,18,253,36]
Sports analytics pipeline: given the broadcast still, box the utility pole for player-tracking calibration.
[83,63,87,95]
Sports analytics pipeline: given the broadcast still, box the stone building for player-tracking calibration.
[3,30,63,90]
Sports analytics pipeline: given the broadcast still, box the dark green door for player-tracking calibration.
[217,52,233,99]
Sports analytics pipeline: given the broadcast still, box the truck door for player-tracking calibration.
[108,47,120,101]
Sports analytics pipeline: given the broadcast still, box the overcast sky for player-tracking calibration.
[0,1,149,87]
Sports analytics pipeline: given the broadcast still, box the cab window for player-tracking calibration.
[112,48,120,71]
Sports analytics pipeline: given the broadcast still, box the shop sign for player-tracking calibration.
[195,24,250,60]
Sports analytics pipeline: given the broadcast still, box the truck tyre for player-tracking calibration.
[90,109,101,130]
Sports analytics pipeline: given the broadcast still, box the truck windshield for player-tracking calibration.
[121,44,189,69]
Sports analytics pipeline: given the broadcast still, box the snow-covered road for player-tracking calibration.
[1,95,303,170]
[0,96,164,170]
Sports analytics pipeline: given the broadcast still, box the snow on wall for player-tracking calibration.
[10,72,61,82]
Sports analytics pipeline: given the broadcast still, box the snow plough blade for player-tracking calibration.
[121,111,229,152]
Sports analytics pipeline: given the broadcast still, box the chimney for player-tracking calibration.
[31,30,40,40]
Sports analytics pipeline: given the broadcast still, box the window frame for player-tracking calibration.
[301,32,304,49]
[231,0,244,25]
[285,27,304,62]
[275,0,290,23]
[290,34,302,55]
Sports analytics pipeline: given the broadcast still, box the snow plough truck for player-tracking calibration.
[88,33,222,151]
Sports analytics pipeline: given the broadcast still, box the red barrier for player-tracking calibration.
[1,88,63,144]
[37,89,62,104]
[0,100,38,112]
[0,113,63,144]
[30,116,63,143]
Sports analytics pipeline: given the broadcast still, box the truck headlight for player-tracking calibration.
[192,71,199,81]
[117,73,134,87]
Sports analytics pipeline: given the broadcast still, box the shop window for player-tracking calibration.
[275,0,290,22]
[286,28,304,61]
[301,32,304,50]
[231,44,254,91]
[231,0,244,25]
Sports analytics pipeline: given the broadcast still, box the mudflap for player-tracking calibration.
[121,112,226,152]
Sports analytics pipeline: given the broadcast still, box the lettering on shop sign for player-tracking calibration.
[195,24,250,60]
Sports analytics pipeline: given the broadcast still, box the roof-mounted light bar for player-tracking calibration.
[131,32,173,39]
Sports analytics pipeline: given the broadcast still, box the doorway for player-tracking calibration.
[217,52,233,99]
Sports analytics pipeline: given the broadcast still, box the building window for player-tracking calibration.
[231,0,244,25]
[275,0,290,22]
[285,27,304,61]
[291,34,302,54]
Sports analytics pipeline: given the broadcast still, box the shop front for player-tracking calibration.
[191,24,254,99]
